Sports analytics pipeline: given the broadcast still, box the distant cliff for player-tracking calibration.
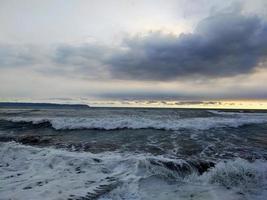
[0,102,90,109]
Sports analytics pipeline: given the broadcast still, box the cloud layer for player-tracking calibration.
[107,12,267,80]
[1,11,267,83]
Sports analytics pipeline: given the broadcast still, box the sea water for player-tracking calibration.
[0,107,267,200]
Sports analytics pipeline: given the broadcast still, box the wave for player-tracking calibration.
[2,114,267,131]
[1,142,267,200]
[204,158,267,191]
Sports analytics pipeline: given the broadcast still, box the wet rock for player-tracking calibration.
[17,135,51,145]
[18,136,41,145]
[149,158,215,176]
[189,160,215,174]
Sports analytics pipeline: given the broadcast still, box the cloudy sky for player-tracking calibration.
[1,0,267,101]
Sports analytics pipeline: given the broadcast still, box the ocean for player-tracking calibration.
[0,106,267,200]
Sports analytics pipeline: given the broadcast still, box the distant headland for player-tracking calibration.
[0,102,90,109]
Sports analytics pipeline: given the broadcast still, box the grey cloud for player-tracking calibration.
[0,45,38,67]
[97,91,199,100]
[1,12,267,83]
[107,12,267,80]
[53,44,110,66]
[49,43,115,79]
[0,43,111,79]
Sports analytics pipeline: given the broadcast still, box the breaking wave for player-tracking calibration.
[1,142,267,200]
[2,114,267,131]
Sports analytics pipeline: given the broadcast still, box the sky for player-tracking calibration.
[1,0,267,104]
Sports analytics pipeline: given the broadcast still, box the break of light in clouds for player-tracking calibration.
[1,0,267,106]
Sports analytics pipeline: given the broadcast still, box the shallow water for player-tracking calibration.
[0,107,267,200]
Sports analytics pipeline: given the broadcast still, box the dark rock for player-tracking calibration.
[17,135,51,145]
[149,158,215,176]
[189,160,215,175]
[18,136,41,145]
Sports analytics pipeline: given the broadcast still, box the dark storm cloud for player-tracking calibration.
[107,12,267,80]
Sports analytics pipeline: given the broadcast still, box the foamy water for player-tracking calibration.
[2,109,267,131]
[0,107,267,199]
[1,142,267,200]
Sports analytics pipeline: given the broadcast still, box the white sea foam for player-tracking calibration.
[3,112,267,131]
[203,158,267,191]
[0,142,132,200]
[1,142,267,200]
